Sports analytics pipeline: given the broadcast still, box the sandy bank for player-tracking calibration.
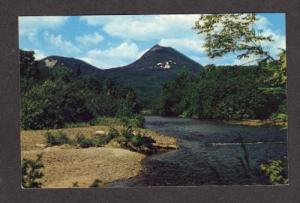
[21,125,178,188]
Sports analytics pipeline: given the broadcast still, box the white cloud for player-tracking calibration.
[259,28,286,57]
[80,42,140,68]
[34,49,46,60]
[81,14,201,40]
[21,48,46,60]
[19,16,69,41]
[75,32,104,46]
[255,15,272,29]
[254,15,286,57]
[233,54,262,66]
[45,32,79,54]
[79,16,115,26]
[159,37,205,53]
[136,48,150,59]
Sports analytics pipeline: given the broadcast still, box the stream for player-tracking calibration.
[108,116,287,186]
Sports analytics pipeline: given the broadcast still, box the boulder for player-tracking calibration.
[35,143,47,148]
[95,130,106,135]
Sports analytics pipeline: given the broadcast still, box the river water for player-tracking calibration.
[109,116,287,186]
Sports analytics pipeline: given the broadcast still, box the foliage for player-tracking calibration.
[154,64,286,119]
[73,128,119,148]
[74,133,95,148]
[194,14,273,60]
[45,131,70,146]
[129,133,155,148]
[21,153,44,188]
[116,126,156,154]
[92,128,119,146]
[20,50,142,130]
[89,116,145,128]
[120,114,145,128]
[260,160,288,185]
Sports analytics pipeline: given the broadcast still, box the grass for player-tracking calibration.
[44,126,165,155]
[65,116,145,129]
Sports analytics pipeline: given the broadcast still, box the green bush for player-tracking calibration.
[271,113,287,122]
[116,126,134,147]
[93,127,119,146]
[89,117,120,126]
[131,114,145,128]
[116,126,155,153]
[74,129,118,148]
[260,160,288,185]
[21,154,44,188]
[45,131,70,146]
[130,133,155,148]
[120,115,145,128]
[75,134,95,148]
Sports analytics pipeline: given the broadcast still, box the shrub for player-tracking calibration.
[260,160,288,185]
[45,131,70,146]
[130,132,155,148]
[56,131,70,144]
[21,154,44,188]
[131,114,145,128]
[116,126,134,147]
[120,115,145,128]
[271,113,287,122]
[75,134,95,148]
[92,127,119,146]
[116,126,156,153]
[89,117,122,126]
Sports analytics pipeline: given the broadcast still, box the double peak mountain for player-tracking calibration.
[40,44,203,73]
[38,44,203,105]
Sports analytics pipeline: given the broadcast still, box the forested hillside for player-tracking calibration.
[20,49,141,130]
[152,57,287,120]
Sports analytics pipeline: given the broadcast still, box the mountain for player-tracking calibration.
[108,44,202,72]
[36,44,203,107]
[37,56,102,75]
[100,44,203,106]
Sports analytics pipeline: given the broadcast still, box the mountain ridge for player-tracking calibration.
[37,44,203,73]
[37,55,102,75]
[105,44,202,72]
[36,44,204,106]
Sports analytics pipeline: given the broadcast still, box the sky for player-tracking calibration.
[19,13,286,69]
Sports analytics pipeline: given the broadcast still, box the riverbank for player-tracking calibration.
[145,113,287,128]
[21,124,178,188]
[224,119,287,127]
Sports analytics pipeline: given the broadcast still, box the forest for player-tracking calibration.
[20,49,142,130]
[152,56,287,120]
[21,48,287,131]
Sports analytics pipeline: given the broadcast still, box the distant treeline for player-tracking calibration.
[20,50,141,130]
[152,52,287,120]
[20,49,286,130]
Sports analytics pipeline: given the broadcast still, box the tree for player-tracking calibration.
[21,154,44,188]
[194,14,274,61]
[192,14,286,120]
[20,49,40,79]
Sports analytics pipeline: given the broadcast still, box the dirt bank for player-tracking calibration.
[21,125,178,188]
